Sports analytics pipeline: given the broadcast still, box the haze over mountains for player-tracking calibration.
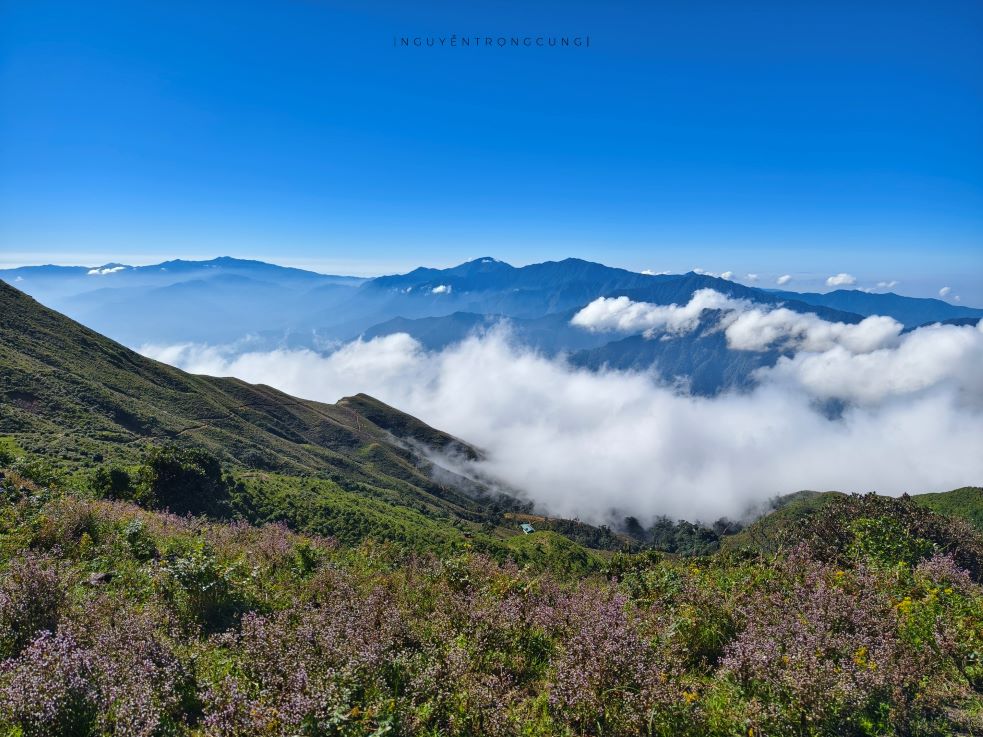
[4,256,980,397]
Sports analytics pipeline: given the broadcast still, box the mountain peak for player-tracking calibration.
[447,257,516,273]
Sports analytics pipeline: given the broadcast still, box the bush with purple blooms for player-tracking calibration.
[721,550,935,734]
[2,485,983,736]
[0,553,66,658]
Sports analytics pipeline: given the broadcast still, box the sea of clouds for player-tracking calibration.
[141,290,983,524]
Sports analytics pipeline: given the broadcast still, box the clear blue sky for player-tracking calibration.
[1,0,981,301]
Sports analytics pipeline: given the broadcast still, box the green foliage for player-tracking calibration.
[123,518,157,561]
[846,515,935,568]
[156,536,259,632]
[786,493,983,579]
[646,516,721,556]
[505,531,605,576]
[10,456,60,488]
[913,487,983,532]
[89,464,136,502]
[136,445,233,517]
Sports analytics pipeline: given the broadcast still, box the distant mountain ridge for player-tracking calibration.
[771,287,983,327]
[3,255,980,395]
[6,255,977,330]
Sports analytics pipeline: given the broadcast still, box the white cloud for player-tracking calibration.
[720,271,734,280]
[745,273,759,283]
[724,310,902,354]
[570,289,745,335]
[141,315,983,525]
[572,290,903,356]
[14,276,23,282]
[826,273,857,287]
[431,284,452,294]
[762,321,983,406]
[87,266,126,276]
[776,274,792,286]
[939,286,952,297]
[641,269,655,276]
[877,280,899,289]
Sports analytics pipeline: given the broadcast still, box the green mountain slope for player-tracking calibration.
[1,281,456,482]
[721,491,844,552]
[0,284,497,534]
[723,487,983,552]
[0,281,620,564]
[912,487,983,531]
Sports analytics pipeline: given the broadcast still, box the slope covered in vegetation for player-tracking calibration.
[2,463,983,736]
[725,488,983,553]
[0,281,584,556]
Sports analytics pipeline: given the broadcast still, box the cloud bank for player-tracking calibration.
[571,292,905,355]
[141,297,983,525]
[570,289,745,335]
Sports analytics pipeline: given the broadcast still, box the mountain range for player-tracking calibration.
[4,256,981,395]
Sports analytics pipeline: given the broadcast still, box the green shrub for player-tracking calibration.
[136,445,232,517]
[786,493,983,580]
[156,537,257,632]
[90,465,136,502]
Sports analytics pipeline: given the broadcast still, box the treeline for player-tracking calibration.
[622,514,745,556]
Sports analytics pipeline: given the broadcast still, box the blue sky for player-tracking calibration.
[1,0,981,301]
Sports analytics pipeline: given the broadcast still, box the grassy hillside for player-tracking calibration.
[723,487,983,553]
[914,487,983,531]
[0,281,468,485]
[721,491,844,552]
[0,281,621,562]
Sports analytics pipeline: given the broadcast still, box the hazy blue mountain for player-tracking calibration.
[3,256,980,371]
[771,288,983,327]
[569,317,784,396]
[927,317,983,328]
[356,257,670,323]
[1,256,363,309]
[61,275,356,345]
[1,258,364,345]
[369,257,663,294]
[360,310,615,353]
